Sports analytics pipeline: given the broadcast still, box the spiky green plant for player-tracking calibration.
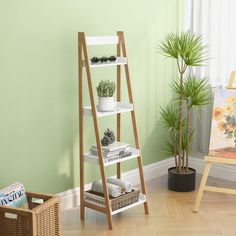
[159,31,207,67]
[160,106,180,167]
[159,31,210,172]
[171,75,211,170]
[96,80,116,97]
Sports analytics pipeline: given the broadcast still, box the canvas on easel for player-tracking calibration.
[209,89,236,158]
[193,71,236,213]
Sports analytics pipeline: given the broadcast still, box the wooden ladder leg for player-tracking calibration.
[81,32,113,229]
[97,154,113,229]
[78,32,85,220]
[99,164,113,230]
[137,155,149,214]
[193,161,212,212]
[118,31,149,215]
[117,32,121,179]
[106,205,113,230]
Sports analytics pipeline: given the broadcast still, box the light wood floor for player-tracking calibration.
[62,175,236,236]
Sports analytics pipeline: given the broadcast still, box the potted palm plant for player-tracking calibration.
[96,80,116,112]
[159,31,212,192]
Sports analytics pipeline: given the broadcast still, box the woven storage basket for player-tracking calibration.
[0,192,60,236]
[84,188,140,211]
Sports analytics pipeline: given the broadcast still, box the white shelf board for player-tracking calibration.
[111,194,146,215]
[83,57,127,68]
[84,147,139,166]
[83,102,133,117]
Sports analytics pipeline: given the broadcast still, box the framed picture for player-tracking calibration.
[209,89,236,158]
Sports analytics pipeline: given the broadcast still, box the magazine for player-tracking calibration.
[0,182,29,209]
[86,150,132,163]
[91,141,129,152]
[90,148,126,158]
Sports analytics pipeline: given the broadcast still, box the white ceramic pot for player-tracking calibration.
[98,97,114,111]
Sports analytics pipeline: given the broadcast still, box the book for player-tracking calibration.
[85,153,120,162]
[86,151,133,163]
[104,155,121,163]
[104,151,132,162]
[91,141,129,152]
[90,148,126,158]
[0,182,29,209]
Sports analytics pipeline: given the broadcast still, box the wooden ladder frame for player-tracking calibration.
[193,71,236,213]
[78,31,149,229]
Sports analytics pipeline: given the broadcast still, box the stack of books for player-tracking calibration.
[90,142,131,163]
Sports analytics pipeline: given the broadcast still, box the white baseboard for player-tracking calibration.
[59,157,236,210]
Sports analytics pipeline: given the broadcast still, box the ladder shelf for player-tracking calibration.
[78,31,149,230]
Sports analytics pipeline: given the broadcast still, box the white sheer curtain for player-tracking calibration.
[184,0,236,153]
[184,0,236,86]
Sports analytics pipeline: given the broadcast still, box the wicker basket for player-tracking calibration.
[84,188,140,211]
[0,192,60,236]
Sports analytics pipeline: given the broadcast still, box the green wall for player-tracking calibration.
[0,0,182,193]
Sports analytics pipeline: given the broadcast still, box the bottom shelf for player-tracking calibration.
[112,193,146,215]
[84,191,146,215]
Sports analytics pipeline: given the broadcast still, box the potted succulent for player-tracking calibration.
[159,31,212,192]
[96,80,116,112]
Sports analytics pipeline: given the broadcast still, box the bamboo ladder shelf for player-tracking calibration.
[78,31,149,230]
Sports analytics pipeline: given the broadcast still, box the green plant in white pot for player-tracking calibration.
[96,80,116,112]
[159,31,212,192]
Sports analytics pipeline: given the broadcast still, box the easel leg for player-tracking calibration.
[193,161,211,212]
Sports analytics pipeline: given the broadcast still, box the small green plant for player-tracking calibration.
[96,80,116,97]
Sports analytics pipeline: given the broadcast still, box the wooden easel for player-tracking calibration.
[193,71,236,212]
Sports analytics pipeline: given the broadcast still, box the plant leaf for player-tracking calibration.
[158,31,208,67]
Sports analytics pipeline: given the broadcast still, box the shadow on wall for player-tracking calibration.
[140,118,169,165]
[0,55,78,194]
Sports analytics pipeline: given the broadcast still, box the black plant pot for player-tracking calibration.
[168,167,196,192]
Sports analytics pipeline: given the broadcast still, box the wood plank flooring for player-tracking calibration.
[62,175,236,236]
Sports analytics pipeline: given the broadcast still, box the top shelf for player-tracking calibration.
[83,57,127,68]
